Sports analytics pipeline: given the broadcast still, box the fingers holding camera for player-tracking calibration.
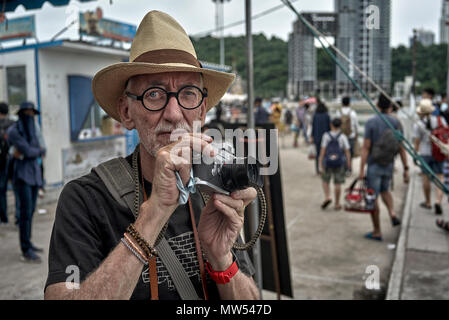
[163,133,215,185]
[231,187,257,207]
[172,133,216,158]
[213,194,245,219]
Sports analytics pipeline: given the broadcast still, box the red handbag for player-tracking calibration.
[344,178,376,214]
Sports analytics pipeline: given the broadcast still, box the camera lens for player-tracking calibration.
[219,158,262,192]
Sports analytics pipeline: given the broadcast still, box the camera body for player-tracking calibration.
[192,141,263,196]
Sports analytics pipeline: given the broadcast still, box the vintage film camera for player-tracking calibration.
[192,141,264,195]
[192,141,266,251]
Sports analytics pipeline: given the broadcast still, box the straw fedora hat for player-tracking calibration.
[416,98,435,115]
[92,10,235,122]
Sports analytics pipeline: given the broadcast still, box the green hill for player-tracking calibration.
[192,35,449,98]
[191,34,287,98]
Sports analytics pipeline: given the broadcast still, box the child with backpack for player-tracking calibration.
[318,118,351,210]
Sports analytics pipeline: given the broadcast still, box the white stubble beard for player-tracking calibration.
[139,119,195,157]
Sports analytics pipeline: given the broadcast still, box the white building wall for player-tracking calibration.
[0,49,36,108]
[38,47,127,186]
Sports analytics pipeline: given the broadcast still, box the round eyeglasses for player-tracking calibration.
[125,85,207,111]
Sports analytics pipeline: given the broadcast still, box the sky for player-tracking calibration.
[2,0,444,47]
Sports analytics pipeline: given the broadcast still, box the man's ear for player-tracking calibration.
[118,95,135,130]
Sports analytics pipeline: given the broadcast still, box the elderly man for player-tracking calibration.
[44,11,259,300]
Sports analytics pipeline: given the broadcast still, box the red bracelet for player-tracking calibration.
[205,259,239,284]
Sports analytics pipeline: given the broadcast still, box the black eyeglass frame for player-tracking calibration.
[125,85,208,112]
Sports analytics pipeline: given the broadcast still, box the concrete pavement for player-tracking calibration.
[387,169,449,300]
[263,133,408,299]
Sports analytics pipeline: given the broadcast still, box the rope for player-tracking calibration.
[232,186,267,251]
[281,0,449,196]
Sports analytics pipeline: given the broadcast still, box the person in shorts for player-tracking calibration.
[413,98,447,215]
[319,118,351,210]
[359,94,409,241]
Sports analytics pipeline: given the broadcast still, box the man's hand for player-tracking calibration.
[198,187,257,270]
[135,133,215,242]
[403,170,410,184]
[13,149,22,159]
[359,172,365,180]
[319,165,324,174]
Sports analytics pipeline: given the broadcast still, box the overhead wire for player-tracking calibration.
[191,0,299,39]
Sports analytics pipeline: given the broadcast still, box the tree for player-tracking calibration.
[192,33,287,98]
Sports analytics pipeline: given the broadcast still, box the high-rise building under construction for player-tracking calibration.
[335,0,391,95]
[440,0,449,44]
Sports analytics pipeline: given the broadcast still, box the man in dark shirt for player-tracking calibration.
[254,97,269,125]
[7,102,46,263]
[44,10,259,300]
[359,94,409,241]
[0,102,14,225]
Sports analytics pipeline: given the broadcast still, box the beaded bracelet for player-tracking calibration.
[126,224,158,259]
[121,237,148,266]
[123,233,149,263]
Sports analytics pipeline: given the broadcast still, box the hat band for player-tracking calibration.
[133,49,201,68]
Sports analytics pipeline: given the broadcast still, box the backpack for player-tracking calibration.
[371,129,400,166]
[324,133,345,168]
[431,116,449,162]
[284,109,293,125]
[340,111,352,137]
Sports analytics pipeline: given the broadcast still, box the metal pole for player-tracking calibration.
[446,21,449,99]
[411,29,417,97]
[246,0,255,130]
[245,0,261,296]
[220,1,225,66]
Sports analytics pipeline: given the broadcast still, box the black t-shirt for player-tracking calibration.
[45,155,255,300]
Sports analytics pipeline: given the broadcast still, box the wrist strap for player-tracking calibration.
[205,256,239,284]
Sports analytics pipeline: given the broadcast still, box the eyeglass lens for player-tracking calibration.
[143,86,203,110]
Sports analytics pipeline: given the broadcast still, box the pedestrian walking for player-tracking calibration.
[413,98,447,215]
[422,88,439,116]
[293,102,310,147]
[0,102,14,225]
[270,99,283,131]
[318,118,351,211]
[359,94,409,241]
[439,93,449,125]
[254,97,269,125]
[335,96,359,176]
[311,102,331,174]
[7,102,46,263]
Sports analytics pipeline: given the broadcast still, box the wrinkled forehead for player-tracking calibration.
[126,71,202,92]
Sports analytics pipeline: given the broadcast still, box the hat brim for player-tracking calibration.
[416,106,435,115]
[17,108,40,115]
[92,62,235,122]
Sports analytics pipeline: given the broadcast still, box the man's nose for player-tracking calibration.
[162,94,184,122]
